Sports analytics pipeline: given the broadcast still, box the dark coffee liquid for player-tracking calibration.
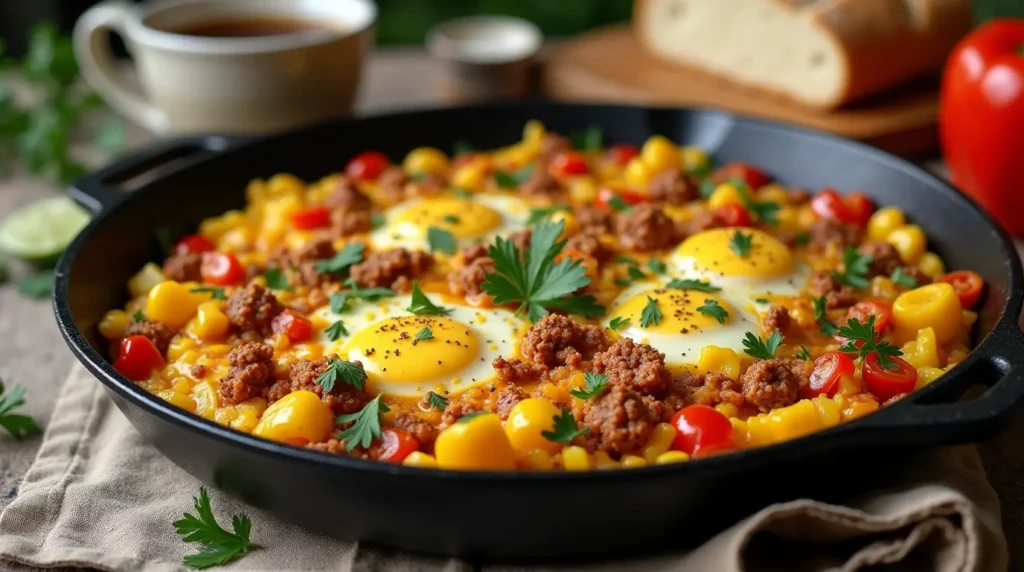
[171,18,331,38]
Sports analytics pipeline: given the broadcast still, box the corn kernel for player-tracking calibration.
[623,156,651,188]
[403,147,450,175]
[191,301,231,340]
[640,135,680,173]
[156,390,197,413]
[757,184,788,205]
[837,374,862,396]
[522,449,555,470]
[214,407,238,427]
[147,281,207,329]
[593,451,619,470]
[901,327,942,369]
[841,397,879,421]
[266,173,305,197]
[621,455,647,469]
[680,146,709,172]
[451,161,487,191]
[642,422,677,463]
[962,310,978,328]
[698,346,741,379]
[764,400,821,442]
[167,336,197,361]
[435,412,516,470]
[812,396,841,427]
[128,263,167,298]
[870,276,898,303]
[505,398,562,455]
[892,283,963,343]
[916,367,945,389]
[655,451,690,465]
[729,418,753,447]
[568,176,599,204]
[99,310,132,340]
[886,224,927,264]
[715,403,739,418]
[918,252,945,278]
[403,452,438,468]
[172,377,191,394]
[707,183,744,209]
[252,390,333,446]
[562,446,593,471]
[867,206,906,241]
[522,120,546,149]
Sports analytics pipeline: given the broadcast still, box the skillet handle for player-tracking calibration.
[69,134,251,215]
[848,326,1024,446]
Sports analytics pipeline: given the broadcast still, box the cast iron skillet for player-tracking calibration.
[55,102,1024,562]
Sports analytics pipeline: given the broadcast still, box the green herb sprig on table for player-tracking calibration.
[0,379,42,438]
[173,488,256,569]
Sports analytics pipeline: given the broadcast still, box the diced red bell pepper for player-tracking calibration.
[271,311,313,343]
[670,405,733,456]
[596,187,649,211]
[843,192,875,228]
[290,206,331,230]
[606,144,639,166]
[713,162,771,189]
[113,335,165,381]
[345,151,390,181]
[550,150,590,177]
[200,252,246,286]
[938,270,985,308]
[714,203,752,227]
[173,234,216,256]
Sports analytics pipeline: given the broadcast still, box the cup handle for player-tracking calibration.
[73,0,169,133]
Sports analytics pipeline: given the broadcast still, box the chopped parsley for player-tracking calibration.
[812,296,839,336]
[687,161,714,179]
[646,258,667,274]
[414,326,434,342]
[795,345,811,361]
[453,188,474,199]
[794,232,810,247]
[132,310,146,322]
[263,267,291,291]
[640,296,663,328]
[742,330,784,360]
[891,267,918,288]
[541,409,590,444]
[569,372,608,400]
[734,181,780,226]
[189,286,226,300]
[443,214,460,224]
[316,357,367,393]
[627,266,647,282]
[315,243,366,275]
[666,278,721,292]
[457,410,489,424]
[427,226,457,255]
[17,271,53,299]
[607,195,632,213]
[335,394,390,451]
[408,171,428,182]
[608,316,631,331]
[329,279,396,313]
[570,125,603,150]
[698,179,717,199]
[837,316,904,370]
[526,204,571,225]
[426,391,448,410]
[324,320,349,341]
[370,212,386,229]
[832,247,872,289]
[754,297,770,305]
[697,299,729,324]
[493,164,534,188]
[407,282,452,316]
[173,487,255,569]
[729,230,753,257]
[612,255,639,266]
[480,218,604,322]
[0,380,42,439]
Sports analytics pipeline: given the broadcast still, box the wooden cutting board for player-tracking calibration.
[542,26,941,157]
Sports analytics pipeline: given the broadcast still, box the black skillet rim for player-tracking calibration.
[53,101,1024,483]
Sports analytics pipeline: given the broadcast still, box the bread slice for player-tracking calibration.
[634,0,970,109]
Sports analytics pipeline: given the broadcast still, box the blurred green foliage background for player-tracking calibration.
[374,0,633,44]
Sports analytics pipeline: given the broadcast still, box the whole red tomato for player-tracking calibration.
[940,20,1024,234]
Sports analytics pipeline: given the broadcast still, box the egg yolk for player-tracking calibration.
[610,289,734,334]
[342,316,481,391]
[395,198,502,238]
[676,228,793,277]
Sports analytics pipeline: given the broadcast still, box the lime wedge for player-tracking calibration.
[0,197,90,266]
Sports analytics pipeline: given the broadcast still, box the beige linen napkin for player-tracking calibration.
[0,366,1009,572]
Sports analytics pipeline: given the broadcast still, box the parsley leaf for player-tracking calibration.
[132,310,146,322]
[607,195,632,213]
[891,267,918,288]
[666,278,721,292]
[335,394,390,451]
[627,266,647,282]
[542,409,589,444]
[407,282,452,316]
[729,231,753,257]
[612,256,639,266]
[315,243,365,275]
[316,357,367,392]
[0,380,42,439]
[640,296,663,328]
[571,125,603,150]
[812,296,839,336]
[735,182,780,226]
[263,267,291,291]
[173,487,255,569]
[480,218,604,322]
[697,299,729,324]
[569,372,608,400]
[609,316,631,331]
[795,345,811,361]
[742,330,784,359]
[837,316,904,370]
[324,320,349,341]
[414,326,433,342]
[190,286,226,300]
[754,297,770,305]
[329,280,396,313]
[427,226,457,255]
[526,204,571,225]
[493,164,534,188]
[457,410,489,424]
[687,161,714,179]
[370,213,386,230]
[646,258,667,274]
[426,391,448,410]
[832,247,872,289]
[794,232,810,247]
[443,214,461,224]
[16,271,53,299]
[699,179,717,199]
[453,188,473,199]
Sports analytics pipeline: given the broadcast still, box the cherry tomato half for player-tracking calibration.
[378,428,419,463]
[810,189,851,223]
[843,192,875,228]
[271,310,313,343]
[550,150,590,178]
[596,187,649,211]
[670,405,733,456]
[803,351,855,398]
[290,206,331,230]
[345,150,390,181]
[200,252,246,286]
[714,203,752,227]
[938,270,985,308]
[847,301,892,334]
[606,143,639,166]
[113,335,165,381]
[862,353,918,401]
[173,234,216,256]
[714,162,771,189]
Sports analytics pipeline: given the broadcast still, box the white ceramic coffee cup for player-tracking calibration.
[73,0,376,134]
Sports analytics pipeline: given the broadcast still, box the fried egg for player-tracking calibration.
[370,193,531,252]
[313,293,528,397]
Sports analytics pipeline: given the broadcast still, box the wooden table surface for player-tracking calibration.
[2,49,1023,569]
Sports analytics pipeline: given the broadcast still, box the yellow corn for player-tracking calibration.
[128,263,167,298]
[593,451,619,470]
[640,135,680,173]
[623,156,651,188]
[214,407,238,427]
[403,452,439,468]
[841,397,879,421]
[450,160,488,192]
[266,173,305,197]
[715,403,739,418]
[918,252,945,278]
[403,147,450,175]
[916,367,945,389]
[435,413,516,470]
[837,374,862,397]
[642,422,677,463]
[867,207,906,241]
[147,281,207,329]
[870,276,899,302]
[763,399,821,443]
[550,210,581,237]
[156,389,197,413]
[679,145,709,173]
[962,310,978,329]
[620,455,647,469]
[257,192,303,248]
[812,396,841,427]
[655,451,690,465]
[99,309,132,340]
[568,176,599,204]
[901,327,942,369]
[522,120,546,150]
[232,397,268,433]
[252,390,333,446]
[562,446,593,471]
[886,224,927,264]
[504,398,563,455]
[190,381,219,419]
[892,283,963,343]
[522,449,555,470]
[190,301,231,340]
[707,183,744,210]
[757,184,789,204]
[167,336,198,361]
[698,346,741,379]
